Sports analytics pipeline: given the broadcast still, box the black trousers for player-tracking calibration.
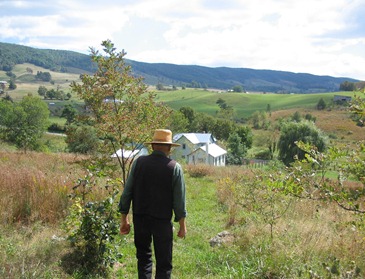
[133,214,173,279]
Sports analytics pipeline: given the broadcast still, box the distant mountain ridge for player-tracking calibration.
[0,41,359,93]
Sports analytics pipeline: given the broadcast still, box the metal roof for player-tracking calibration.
[174,133,215,144]
[193,143,227,157]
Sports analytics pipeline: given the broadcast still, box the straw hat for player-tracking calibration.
[145,129,180,146]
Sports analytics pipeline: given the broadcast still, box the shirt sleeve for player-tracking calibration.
[172,162,187,222]
[118,159,137,214]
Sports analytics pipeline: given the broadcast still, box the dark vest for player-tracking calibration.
[132,153,176,220]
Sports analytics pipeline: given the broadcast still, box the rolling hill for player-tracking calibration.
[0,41,360,93]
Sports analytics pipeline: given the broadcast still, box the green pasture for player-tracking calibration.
[154,89,357,119]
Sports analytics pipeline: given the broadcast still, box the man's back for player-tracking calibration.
[132,153,177,220]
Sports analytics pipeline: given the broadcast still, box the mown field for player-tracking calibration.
[153,89,356,119]
[1,63,364,278]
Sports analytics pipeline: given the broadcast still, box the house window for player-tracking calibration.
[182,144,186,149]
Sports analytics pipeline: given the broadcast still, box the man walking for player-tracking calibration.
[119,129,187,279]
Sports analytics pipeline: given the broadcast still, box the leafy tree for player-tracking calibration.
[226,132,246,165]
[8,79,16,90]
[235,125,253,150]
[0,99,13,129]
[252,111,270,129]
[168,110,189,134]
[339,81,355,91]
[2,64,13,71]
[65,124,99,154]
[252,111,261,129]
[292,111,301,122]
[46,89,57,99]
[61,104,78,125]
[38,85,47,97]
[54,89,65,100]
[156,83,164,90]
[212,118,235,141]
[304,113,316,122]
[179,106,196,131]
[232,85,244,92]
[6,71,16,79]
[217,107,234,120]
[224,125,253,163]
[0,95,49,152]
[216,98,234,120]
[70,40,170,173]
[256,129,279,160]
[35,71,52,82]
[316,98,326,110]
[216,98,227,109]
[194,112,215,134]
[278,121,327,166]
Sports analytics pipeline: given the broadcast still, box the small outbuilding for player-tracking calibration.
[111,144,148,160]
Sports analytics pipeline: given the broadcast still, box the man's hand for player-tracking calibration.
[177,217,187,238]
[177,227,187,238]
[120,214,131,235]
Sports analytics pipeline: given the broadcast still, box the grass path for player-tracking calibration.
[115,175,231,278]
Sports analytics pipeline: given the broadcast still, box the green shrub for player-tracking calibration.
[64,169,122,276]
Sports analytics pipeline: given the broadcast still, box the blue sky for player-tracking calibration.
[1,0,365,80]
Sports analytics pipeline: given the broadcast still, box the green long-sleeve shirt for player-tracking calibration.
[118,150,187,222]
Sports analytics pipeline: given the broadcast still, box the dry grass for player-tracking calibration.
[214,166,365,276]
[0,224,69,278]
[270,107,364,142]
[0,151,85,225]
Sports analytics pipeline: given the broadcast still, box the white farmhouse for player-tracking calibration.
[172,133,227,166]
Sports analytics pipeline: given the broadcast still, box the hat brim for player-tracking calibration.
[145,141,180,146]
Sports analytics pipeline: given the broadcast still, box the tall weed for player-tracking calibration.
[0,151,84,224]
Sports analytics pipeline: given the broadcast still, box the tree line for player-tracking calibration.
[38,85,72,100]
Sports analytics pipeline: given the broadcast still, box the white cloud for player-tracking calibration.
[0,0,364,80]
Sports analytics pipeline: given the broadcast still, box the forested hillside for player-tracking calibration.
[0,42,96,73]
[0,41,360,93]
